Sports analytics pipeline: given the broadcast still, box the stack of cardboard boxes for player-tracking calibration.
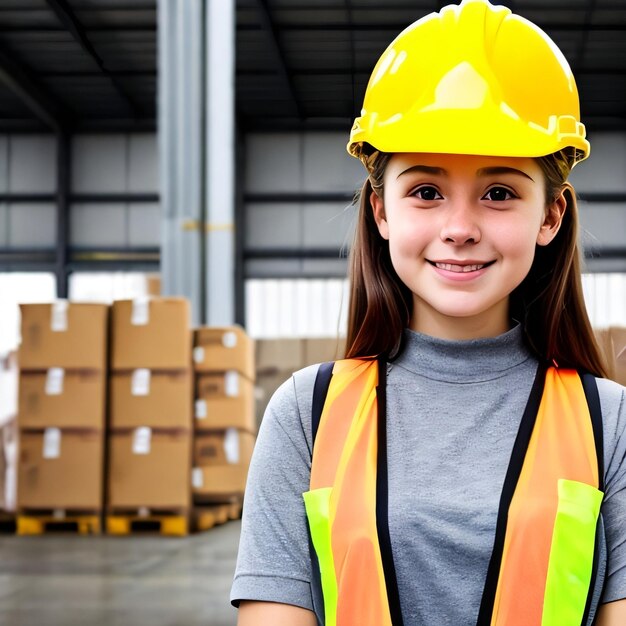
[0,350,18,519]
[16,303,108,529]
[595,327,626,386]
[255,337,346,426]
[107,298,193,532]
[191,326,256,519]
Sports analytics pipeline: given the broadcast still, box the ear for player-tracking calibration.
[370,188,389,240]
[536,187,567,247]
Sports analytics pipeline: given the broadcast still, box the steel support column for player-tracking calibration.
[205,0,236,325]
[158,0,206,325]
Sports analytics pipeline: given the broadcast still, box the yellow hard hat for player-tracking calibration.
[348,0,589,166]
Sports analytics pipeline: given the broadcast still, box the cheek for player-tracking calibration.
[492,216,542,260]
[387,212,430,253]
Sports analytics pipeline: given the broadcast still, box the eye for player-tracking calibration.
[482,186,516,202]
[412,185,443,201]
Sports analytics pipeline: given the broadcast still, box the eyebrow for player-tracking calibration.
[477,166,534,182]
[396,164,534,182]
[396,165,446,179]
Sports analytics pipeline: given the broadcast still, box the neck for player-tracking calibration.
[410,300,511,340]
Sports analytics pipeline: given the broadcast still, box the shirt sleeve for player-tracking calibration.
[230,365,318,612]
[598,378,626,603]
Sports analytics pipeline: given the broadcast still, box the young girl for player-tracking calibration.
[231,1,626,624]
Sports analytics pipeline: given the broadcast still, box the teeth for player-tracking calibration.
[435,262,486,273]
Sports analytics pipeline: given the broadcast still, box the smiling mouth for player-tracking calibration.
[427,260,496,273]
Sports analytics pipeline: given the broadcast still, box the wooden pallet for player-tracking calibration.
[106,510,189,537]
[193,498,242,532]
[0,512,16,534]
[17,510,101,536]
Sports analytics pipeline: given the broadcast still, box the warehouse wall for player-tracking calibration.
[244,131,364,279]
[0,135,56,248]
[0,133,159,250]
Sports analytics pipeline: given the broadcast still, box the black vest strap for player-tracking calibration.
[376,358,405,626]
[580,372,605,626]
[476,363,547,625]
[581,373,605,492]
[311,362,334,448]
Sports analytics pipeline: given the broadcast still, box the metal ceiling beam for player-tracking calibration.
[255,0,302,119]
[44,0,142,118]
[0,43,67,132]
[574,0,597,73]
[238,69,626,77]
[237,22,626,32]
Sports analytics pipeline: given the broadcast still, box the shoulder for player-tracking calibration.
[596,376,626,434]
[595,377,626,488]
[262,362,325,455]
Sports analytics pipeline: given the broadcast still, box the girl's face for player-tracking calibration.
[371,153,567,339]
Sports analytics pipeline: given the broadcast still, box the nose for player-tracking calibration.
[440,203,481,245]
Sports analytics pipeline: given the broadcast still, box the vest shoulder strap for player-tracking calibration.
[580,371,605,492]
[311,361,334,449]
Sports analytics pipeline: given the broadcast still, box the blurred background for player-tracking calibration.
[0,1,624,625]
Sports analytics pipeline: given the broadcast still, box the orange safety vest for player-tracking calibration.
[303,358,604,626]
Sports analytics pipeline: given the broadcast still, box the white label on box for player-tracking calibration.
[193,346,205,364]
[224,371,240,397]
[45,368,65,395]
[43,428,61,459]
[138,507,150,518]
[195,399,207,420]
[132,427,152,455]
[131,298,150,326]
[224,428,240,464]
[51,301,68,332]
[131,369,151,396]
[192,467,204,488]
[222,331,237,348]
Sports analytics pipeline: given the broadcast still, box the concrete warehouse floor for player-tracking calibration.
[0,520,242,626]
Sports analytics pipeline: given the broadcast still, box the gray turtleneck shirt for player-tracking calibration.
[231,326,626,624]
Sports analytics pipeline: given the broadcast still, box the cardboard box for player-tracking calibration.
[303,337,346,366]
[195,372,255,432]
[255,371,292,427]
[18,303,108,371]
[146,274,161,296]
[18,430,103,510]
[594,328,615,381]
[193,429,255,467]
[111,298,191,370]
[108,430,191,509]
[255,339,304,376]
[610,327,626,386]
[193,326,254,380]
[110,370,192,429]
[0,351,18,428]
[18,370,106,429]
[1,420,17,512]
[192,465,250,499]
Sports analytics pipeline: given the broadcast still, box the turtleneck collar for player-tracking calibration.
[391,323,535,383]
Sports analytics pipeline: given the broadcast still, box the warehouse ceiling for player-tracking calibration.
[0,0,625,133]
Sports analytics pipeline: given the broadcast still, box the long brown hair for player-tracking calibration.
[344,148,609,378]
